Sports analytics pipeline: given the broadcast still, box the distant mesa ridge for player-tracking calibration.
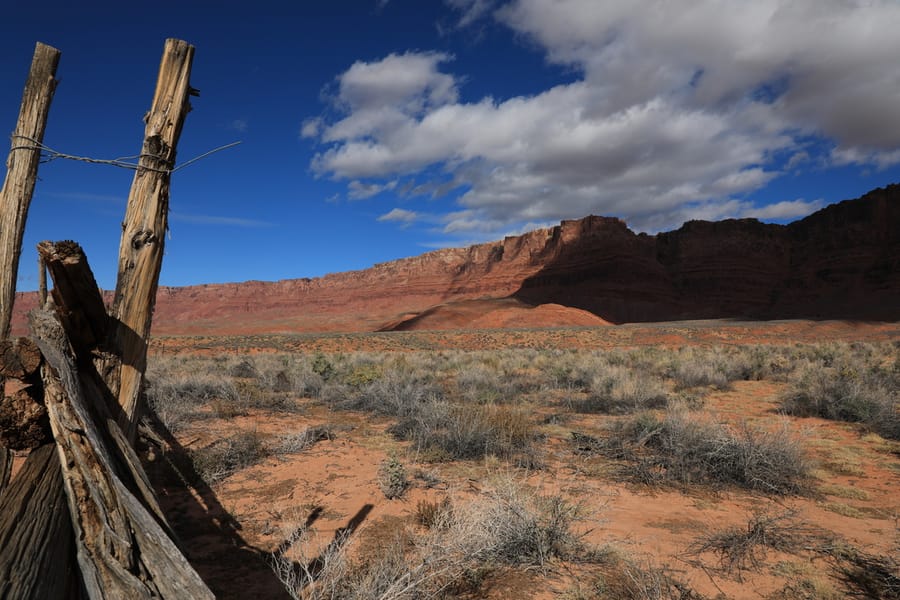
[11,184,900,335]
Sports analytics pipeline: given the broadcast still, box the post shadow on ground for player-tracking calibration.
[277,503,374,593]
[140,411,374,599]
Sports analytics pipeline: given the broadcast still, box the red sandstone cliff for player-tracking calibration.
[10,184,899,335]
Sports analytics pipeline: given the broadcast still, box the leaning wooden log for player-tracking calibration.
[32,309,213,599]
[0,444,79,599]
[105,39,196,442]
[37,241,109,356]
[0,42,60,340]
[38,240,172,534]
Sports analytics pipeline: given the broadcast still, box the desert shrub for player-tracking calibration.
[825,544,900,600]
[687,509,817,577]
[672,360,731,390]
[378,456,409,499]
[189,430,268,483]
[601,408,810,494]
[270,480,584,599]
[469,484,581,567]
[587,553,706,600]
[728,345,796,381]
[577,365,668,414]
[415,497,453,529]
[273,425,334,456]
[548,350,606,391]
[349,369,440,416]
[391,401,536,462]
[668,347,741,390]
[310,353,336,381]
[228,359,258,379]
[782,356,899,440]
[144,372,238,431]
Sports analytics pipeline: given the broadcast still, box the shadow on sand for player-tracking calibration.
[141,413,372,599]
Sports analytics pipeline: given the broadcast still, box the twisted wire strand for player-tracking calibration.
[8,135,241,174]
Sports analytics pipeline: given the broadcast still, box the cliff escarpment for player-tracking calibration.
[514,184,899,322]
[10,184,898,335]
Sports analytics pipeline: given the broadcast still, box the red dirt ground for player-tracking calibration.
[138,319,900,599]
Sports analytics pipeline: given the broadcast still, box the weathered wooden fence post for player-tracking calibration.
[0,42,60,500]
[0,42,60,340]
[104,39,197,442]
[0,40,213,598]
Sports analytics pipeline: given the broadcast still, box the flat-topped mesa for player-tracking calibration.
[9,184,899,335]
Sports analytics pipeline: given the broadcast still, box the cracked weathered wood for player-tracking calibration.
[32,309,213,599]
[0,446,11,494]
[105,39,195,442]
[0,42,60,340]
[37,241,109,355]
[0,444,78,599]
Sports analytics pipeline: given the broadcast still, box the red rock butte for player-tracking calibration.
[10,184,900,336]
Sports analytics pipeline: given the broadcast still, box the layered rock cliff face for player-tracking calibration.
[516,184,899,322]
[10,184,899,335]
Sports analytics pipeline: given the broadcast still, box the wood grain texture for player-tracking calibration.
[0,444,78,600]
[37,241,109,354]
[106,39,195,442]
[0,42,60,340]
[33,310,213,599]
[0,446,11,494]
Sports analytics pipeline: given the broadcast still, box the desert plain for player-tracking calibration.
[126,318,899,600]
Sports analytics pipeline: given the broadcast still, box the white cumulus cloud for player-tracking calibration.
[307,0,900,236]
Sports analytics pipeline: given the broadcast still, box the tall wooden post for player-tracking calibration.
[0,42,60,340]
[105,39,195,442]
[0,42,59,499]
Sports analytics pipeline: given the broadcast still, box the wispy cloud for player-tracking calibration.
[169,212,273,227]
[347,179,398,200]
[228,118,249,133]
[378,207,419,224]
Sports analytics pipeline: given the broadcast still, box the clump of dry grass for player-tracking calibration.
[781,350,899,440]
[825,544,900,600]
[576,365,668,414]
[189,430,269,484]
[686,509,819,579]
[590,408,810,494]
[390,401,538,463]
[572,550,706,600]
[273,425,334,456]
[270,479,586,599]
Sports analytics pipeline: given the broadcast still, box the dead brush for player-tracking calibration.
[189,430,269,484]
[273,425,335,456]
[685,509,820,580]
[594,408,811,494]
[821,543,900,600]
[588,552,707,600]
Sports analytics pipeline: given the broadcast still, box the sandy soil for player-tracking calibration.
[137,319,900,599]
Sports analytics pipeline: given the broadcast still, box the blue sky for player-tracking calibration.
[3,1,900,292]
